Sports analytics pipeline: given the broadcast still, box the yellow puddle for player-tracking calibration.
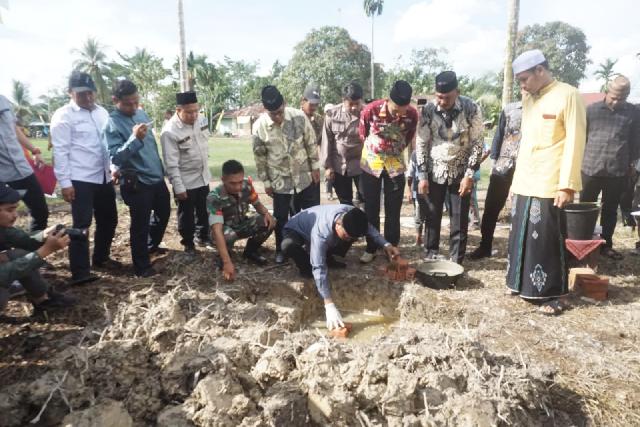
[310,311,398,343]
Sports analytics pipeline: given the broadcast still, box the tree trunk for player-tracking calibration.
[370,15,375,99]
[177,0,189,92]
[501,0,519,107]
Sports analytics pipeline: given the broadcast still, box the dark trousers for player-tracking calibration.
[619,172,638,217]
[479,171,514,250]
[425,177,471,264]
[332,173,361,206]
[121,181,171,274]
[360,170,405,252]
[69,180,118,279]
[177,185,210,248]
[413,196,427,234]
[274,183,320,251]
[0,249,49,311]
[7,174,49,232]
[281,229,353,274]
[580,174,626,248]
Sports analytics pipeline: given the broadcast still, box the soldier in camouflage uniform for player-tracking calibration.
[208,160,276,281]
[253,85,320,264]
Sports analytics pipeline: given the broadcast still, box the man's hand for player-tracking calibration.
[325,302,345,330]
[175,192,188,201]
[264,212,276,230]
[325,169,335,182]
[222,260,236,282]
[459,176,474,197]
[311,169,321,184]
[37,228,70,258]
[61,186,75,203]
[383,245,400,261]
[111,169,121,185]
[264,186,274,198]
[133,123,148,141]
[33,153,45,169]
[554,189,575,209]
[418,179,429,196]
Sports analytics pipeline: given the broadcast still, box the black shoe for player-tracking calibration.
[327,255,346,269]
[275,251,285,264]
[136,267,158,278]
[32,292,77,315]
[149,246,168,255]
[468,246,492,260]
[93,258,123,270]
[243,251,268,266]
[68,274,100,286]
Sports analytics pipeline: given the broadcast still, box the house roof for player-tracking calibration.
[581,92,605,106]
[222,102,265,119]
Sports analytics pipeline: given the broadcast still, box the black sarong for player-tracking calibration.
[506,195,568,299]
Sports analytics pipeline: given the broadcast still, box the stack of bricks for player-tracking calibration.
[378,257,416,281]
[569,267,609,301]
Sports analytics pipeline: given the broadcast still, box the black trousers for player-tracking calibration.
[177,185,210,248]
[0,249,49,311]
[580,174,626,248]
[332,173,362,206]
[7,173,49,232]
[478,170,514,250]
[69,180,118,279]
[121,180,171,274]
[359,170,405,253]
[619,172,638,217]
[274,183,320,251]
[281,229,353,274]
[425,177,471,264]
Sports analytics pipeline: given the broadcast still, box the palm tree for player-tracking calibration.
[501,0,520,106]
[11,80,33,124]
[364,0,384,98]
[594,58,618,92]
[72,37,111,105]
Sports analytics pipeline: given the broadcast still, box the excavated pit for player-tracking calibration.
[0,272,567,426]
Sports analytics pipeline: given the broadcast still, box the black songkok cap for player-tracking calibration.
[176,91,198,105]
[0,183,21,204]
[261,85,284,111]
[342,207,368,238]
[342,81,364,101]
[435,71,458,94]
[389,80,412,106]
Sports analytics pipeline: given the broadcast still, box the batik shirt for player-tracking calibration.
[207,177,260,228]
[358,99,418,178]
[305,110,324,146]
[490,101,523,176]
[416,96,484,184]
[252,107,319,194]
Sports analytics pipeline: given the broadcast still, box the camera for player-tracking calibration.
[54,224,88,241]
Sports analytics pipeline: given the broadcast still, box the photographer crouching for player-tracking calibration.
[0,184,76,319]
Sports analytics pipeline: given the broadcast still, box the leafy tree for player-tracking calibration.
[11,80,33,124]
[593,58,618,92]
[384,48,450,96]
[516,21,590,87]
[34,89,68,123]
[72,37,113,105]
[278,26,374,104]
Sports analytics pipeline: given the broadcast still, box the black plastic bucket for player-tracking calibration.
[564,202,600,240]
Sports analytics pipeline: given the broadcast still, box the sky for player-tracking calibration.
[1,0,639,103]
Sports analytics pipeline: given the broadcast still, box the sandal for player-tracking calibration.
[539,299,568,316]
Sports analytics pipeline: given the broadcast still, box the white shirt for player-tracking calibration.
[50,101,111,188]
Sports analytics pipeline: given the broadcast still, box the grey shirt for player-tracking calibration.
[0,95,33,182]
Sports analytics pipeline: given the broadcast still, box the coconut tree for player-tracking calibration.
[501,0,520,106]
[594,58,618,92]
[11,80,33,124]
[363,0,384,98]
[72,37,112,105]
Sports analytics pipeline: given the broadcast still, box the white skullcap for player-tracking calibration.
[512,49,546,75]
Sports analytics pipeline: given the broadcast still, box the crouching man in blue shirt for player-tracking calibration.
[282,205,400,330]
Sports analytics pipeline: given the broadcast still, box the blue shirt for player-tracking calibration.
[0,95,38,182]
[283,204,388,299]
[104,109,164,185]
